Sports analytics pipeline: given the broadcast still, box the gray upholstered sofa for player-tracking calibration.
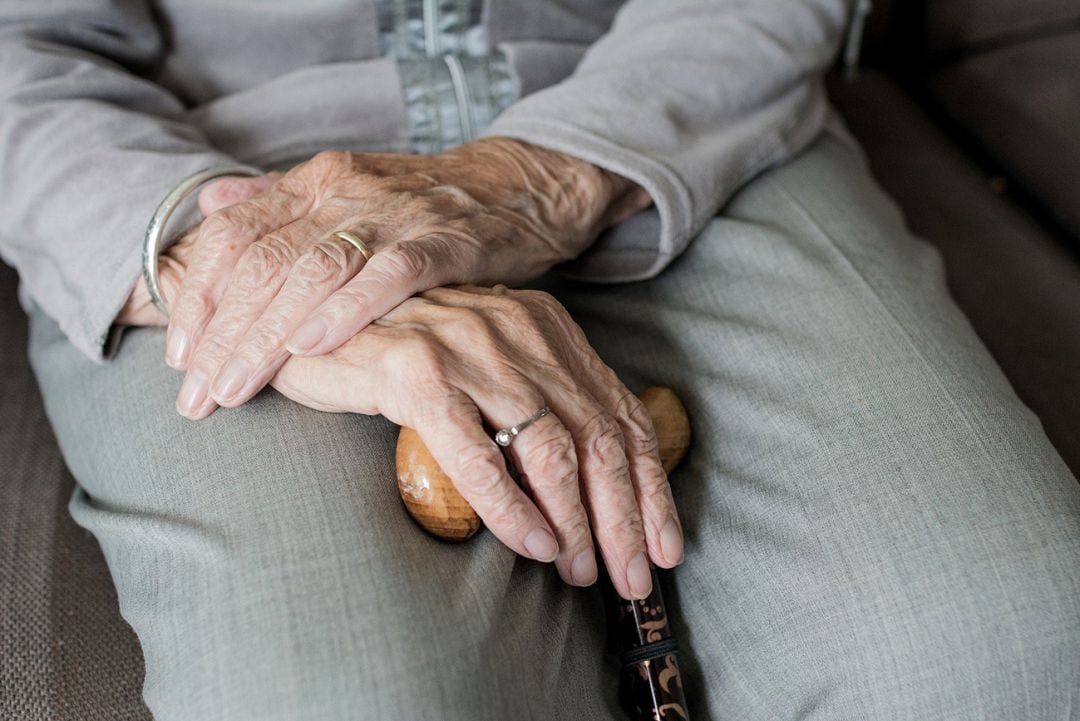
[2,2,1078,717]
[830,0,1080,476]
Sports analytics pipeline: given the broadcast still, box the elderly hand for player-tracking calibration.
[162,139,650,420]
[117,173,280,327]
[271,285,683,600]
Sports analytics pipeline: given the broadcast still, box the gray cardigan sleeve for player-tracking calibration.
[484,0,849,282]
[0,2,237,362]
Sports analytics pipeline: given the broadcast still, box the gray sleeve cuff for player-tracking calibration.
[481,116,694,283]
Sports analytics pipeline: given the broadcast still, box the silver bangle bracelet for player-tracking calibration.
[142,164,262,317]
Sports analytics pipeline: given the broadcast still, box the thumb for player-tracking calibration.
[198,172,282,216]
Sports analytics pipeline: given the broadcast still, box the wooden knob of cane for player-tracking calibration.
[396,387,691,541]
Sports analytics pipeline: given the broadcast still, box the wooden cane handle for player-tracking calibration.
[396,387,691,542]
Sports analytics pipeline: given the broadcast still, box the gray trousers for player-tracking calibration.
[28,135,1080,720]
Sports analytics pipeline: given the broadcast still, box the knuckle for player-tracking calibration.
[191,332,234,366]
[517,289,562,314]
[599,513,646,547]
[488,495,532,532]
[420,232,470,274]
[505,299,535,327]
[641,475,674,510]
[420,184,485,214]
[635,458,670,506]
[525,434,578,487]
[379,244,430,281]
[309,149,353,175]
[562,518,593,545]
[245,325,286,358]
[326,281,377,318]
[173,287,213,326]
[293,242,352,285]
[456,443,508,497]
[619,394,660,455]
[237,238,291,287]
[447,307,490,338]
[583,413,627,470]
[201,207,259,246]
[199,211,236,240]
[481,293,533,328]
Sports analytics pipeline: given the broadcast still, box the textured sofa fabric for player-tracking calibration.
[929,31,1080,239]
[924,0,1080,56]
[830,71,1080,476]
[0,265,151,721]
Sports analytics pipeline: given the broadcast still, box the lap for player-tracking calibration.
[30,312,613,720]
[546,133,1080,718]
[28,133,1080,720]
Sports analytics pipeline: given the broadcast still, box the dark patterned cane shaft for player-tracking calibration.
[614,566,690,720]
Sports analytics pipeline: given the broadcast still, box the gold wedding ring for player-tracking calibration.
[332,230,374,261]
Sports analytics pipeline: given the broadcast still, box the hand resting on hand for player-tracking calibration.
[119,177,681,600]
[273,284,684,600]
[158,139,650,421]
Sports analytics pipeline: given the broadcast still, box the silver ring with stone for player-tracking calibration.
[494,406,550,447]
[142,164,262,317]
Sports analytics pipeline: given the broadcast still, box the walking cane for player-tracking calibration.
[395,387,692,720]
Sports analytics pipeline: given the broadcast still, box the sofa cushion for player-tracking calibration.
[928,31,1080,242]
[925,0,1080,57]
[0,265,150,721]
[829,70,1080,478]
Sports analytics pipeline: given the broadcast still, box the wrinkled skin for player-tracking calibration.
[157,138,650,422]
[119,145,679,599]
[272,284,683,600]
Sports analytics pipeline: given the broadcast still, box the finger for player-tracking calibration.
[417,391,560,564]
[591,379,682,568]
[548,386,650,600]
[560,330,683,569]
[285,235,461,356]
[166,181,311,370]
[208,231,371,407]
[467,377,597,588]
[175,212,334,420]
[197,173,282,216]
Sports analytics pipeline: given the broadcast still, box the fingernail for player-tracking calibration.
[286,318,328,354]
[166,327,188,368]
[660,518,685,566]
[626,552,653,599]
[211,357,249,401]
[523,528,559,562]
[571,550,598,586]
[176,371,208,417]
